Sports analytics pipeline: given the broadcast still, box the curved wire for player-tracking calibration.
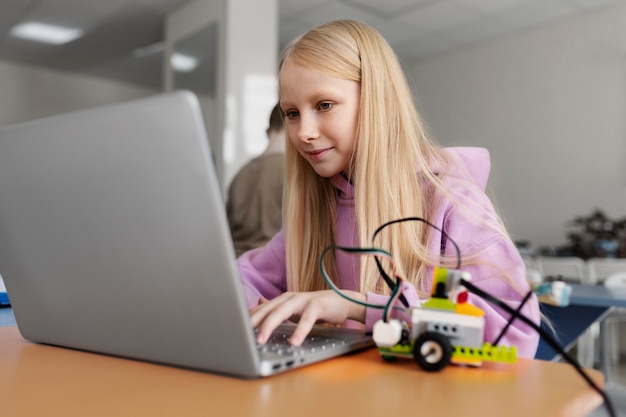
[372,216,462,270]
[319,244,406,321]
[370,217,463,308]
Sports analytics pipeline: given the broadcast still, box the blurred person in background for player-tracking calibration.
[226,103,285,257]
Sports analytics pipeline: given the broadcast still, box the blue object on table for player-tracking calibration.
[0,307,15,326]
[533,281,571,307]
[0,275,9,306]
[535,283,626,361]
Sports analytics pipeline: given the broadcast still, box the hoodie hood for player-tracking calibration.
[439,147,491,191]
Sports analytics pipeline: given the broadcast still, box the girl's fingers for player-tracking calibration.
[250,291,354,346]
[289,311,318,346]
[252,293,302,344]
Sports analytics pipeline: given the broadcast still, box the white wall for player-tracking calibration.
[0,59,157,127]
[406,5,626,250]
[222,0,278,192]
[165,0,278,195]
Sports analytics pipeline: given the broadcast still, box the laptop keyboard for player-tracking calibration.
[254,324,374,374]
[256,327,348,359]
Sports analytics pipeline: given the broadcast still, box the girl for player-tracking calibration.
[238,19,540,358]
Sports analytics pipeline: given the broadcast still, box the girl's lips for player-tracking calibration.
[307,148,331,161]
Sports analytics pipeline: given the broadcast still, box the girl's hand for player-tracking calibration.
[250,290,366,346]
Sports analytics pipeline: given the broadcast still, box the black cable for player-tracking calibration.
[371,217,462,308]
[460,278,616,417]
[372,217,462,270]
[319,244,405,312]
[492,290,533,347]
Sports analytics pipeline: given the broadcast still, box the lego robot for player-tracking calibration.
[372,267,518,372]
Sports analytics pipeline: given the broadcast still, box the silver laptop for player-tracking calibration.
[0,91,373,378]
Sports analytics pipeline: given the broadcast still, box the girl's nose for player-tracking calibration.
[296,115,319,143]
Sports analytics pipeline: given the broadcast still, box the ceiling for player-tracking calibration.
[0,0,623,91]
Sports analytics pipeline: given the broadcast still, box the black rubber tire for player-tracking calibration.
[412,331,452,372]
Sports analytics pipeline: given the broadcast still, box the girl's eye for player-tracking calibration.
[284,110,299,119]
[319,102,333,111]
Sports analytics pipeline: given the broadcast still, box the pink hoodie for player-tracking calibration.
[238,147,540,358]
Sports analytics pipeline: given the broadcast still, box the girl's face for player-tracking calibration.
[279,58,360,178]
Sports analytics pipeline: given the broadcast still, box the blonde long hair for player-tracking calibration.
[280,20,506,298]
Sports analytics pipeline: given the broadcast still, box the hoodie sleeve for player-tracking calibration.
[365,283,420,329]
[442,148,540,358]
[440,191,540,359]
[236,229,288,309]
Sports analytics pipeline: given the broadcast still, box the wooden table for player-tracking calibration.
[0,326,605,417]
